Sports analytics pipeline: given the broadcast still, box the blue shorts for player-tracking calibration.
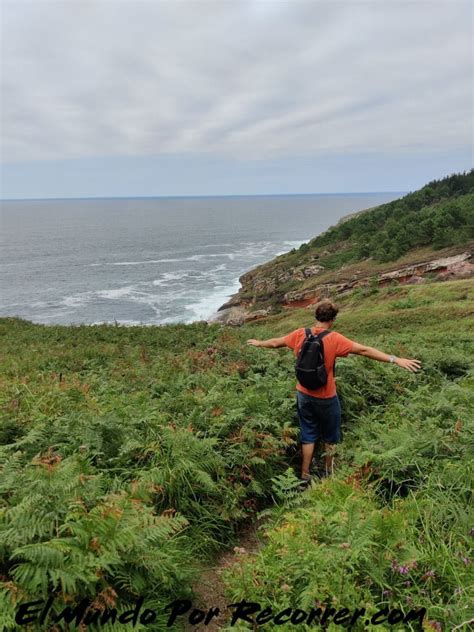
[296,391,342,444]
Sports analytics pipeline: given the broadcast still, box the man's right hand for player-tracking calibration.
[395,357,422,372]
[247,339,261,346]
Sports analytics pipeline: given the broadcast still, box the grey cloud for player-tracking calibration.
[1,0,472,163]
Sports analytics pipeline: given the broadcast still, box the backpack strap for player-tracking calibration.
[305,328,332,340]
[316,329,332,341]
[316,329,336,375]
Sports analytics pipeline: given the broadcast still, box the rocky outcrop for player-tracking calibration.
[281,252,473,307]
[209,306,273,326]
[217,251,472,322]
[209,307,248,326]
[303,264,325,277]
[219,263,326,311]
[283,285,333,305]
[377,252,472,285]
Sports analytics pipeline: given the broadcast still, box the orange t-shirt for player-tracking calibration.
[283,326,354,398]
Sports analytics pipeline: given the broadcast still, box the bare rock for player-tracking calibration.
[302,265,325,278]
[380,252,471,283]
[208,307,248,326]
[292,269,306,282]
[244,308,272,323]
[406,275,426,285]
[283,288,321,303]
[276,270,293,284]
[436,261,474,280]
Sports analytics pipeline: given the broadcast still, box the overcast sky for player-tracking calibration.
[1,0,472,198]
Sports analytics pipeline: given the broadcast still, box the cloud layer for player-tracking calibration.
[1,0,472,164]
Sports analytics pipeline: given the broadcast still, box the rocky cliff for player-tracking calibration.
[213,250,473,325]
[213,171,474,325]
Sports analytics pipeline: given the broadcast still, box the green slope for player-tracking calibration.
[222,278,474,631]
[227,170,474,310]
[1,277,473,630]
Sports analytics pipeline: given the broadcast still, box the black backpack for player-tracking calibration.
[295,328,332,390]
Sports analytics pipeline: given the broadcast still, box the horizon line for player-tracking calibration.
[1,190,407,202]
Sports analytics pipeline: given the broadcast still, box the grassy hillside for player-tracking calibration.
[1,277,473,630]
[229,170,474,309]
[303,170,474,264]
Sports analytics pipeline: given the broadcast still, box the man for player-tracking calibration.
[247,299,421,485]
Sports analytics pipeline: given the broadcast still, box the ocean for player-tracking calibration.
[0,193,401,325]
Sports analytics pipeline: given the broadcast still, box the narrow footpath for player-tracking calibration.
[184,517,268,631]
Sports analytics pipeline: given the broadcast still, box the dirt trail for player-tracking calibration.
[183,517,267,631]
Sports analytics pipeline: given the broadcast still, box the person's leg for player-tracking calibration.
[323,443,336,475]
[301,442,316,479]
[320,395,342,476]
[296,392,320,480]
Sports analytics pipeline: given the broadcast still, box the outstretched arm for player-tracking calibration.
[247,336,288,349]
[351,342,421,373]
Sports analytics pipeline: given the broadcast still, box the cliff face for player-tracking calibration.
[220,260,326,309]
[214,251,473,324]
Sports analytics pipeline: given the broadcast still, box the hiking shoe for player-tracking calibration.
[298,476,312,491]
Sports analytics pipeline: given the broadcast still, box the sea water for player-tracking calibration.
[0,193,400,325]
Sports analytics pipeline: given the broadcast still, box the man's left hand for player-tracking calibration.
[395,357,422,372]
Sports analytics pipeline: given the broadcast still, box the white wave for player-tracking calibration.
[89,258,183,266]
[182,278,242,323]
[89,253,237,266]
[202,243,233,248]
[25,299,49,308]
[61,292,94,308]
[284,239,307,248]
[152,271,190,286]
[208,263,228,273]
[239,241,273,247]
[60,285,161,314]
[151,264,230,289]
[96,286,136,300]
[187,253,234,261]
[87,245,286,269]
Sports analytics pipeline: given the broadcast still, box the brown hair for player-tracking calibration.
[314,299,339,322]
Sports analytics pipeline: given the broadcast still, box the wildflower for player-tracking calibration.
[339,542,350,549]
[460,556,470,565]
[454,587,463,595]
[422,569,436,580]
[382,589,392,598]
[469,528,474,537]
[391,558,416,574]
[281,583,291,592]
[404,580,411,587]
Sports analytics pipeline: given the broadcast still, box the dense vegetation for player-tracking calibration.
[0,316,299,630]
[307,170,474,265]
[0,277,472,630]
[223,279,473,631]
